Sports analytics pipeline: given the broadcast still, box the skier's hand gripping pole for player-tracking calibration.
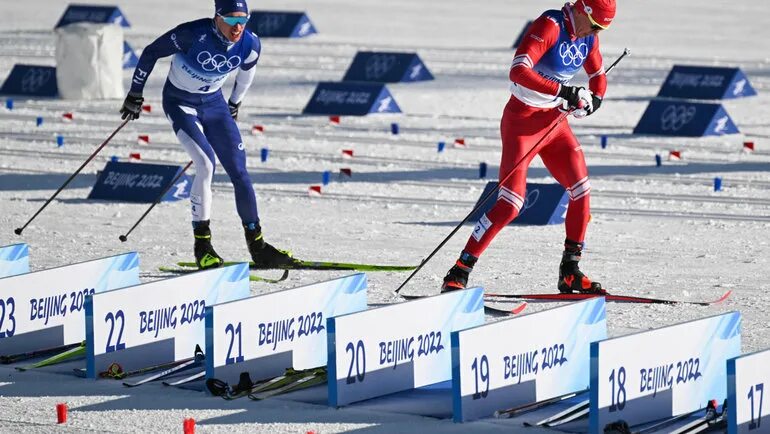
[14,119,131,236]
[394,48,630,294]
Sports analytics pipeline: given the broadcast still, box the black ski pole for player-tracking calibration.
[119,160,193,242]
[14,118,130,236]
[394,48,630,294]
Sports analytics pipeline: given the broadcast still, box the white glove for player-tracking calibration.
[562,88,594,118]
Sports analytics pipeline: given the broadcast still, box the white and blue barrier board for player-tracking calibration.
[87,161,191,203]
[327,287,485,407]
[728,348,770,433]
[467,182,568,226]
[54,4,131,28]
[589,312,742,433]
[657,65,757,100]
[512,20,534,48]
[0,253,139,356]
[205,274,367,385]
[0,244,29,278]
[302,82,401,116]
[0,64,58,97]
[342,52,433,83]
[85,264,249,379]
[452,298,607,422]
[246,11,316,38]
[633,100,739,137]
[123,41,138,69]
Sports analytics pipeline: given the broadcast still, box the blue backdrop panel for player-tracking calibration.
[0,65,58,97]
[246,11,317,38]
[633,100,739,137]
[123,41,138,69]
[342,52,433,83]
[467,182,568,226]
[302,82,401,116]
[512,20,534,49]
[54,4,131,28]
[657,65,757,100]
[88,161,191,203]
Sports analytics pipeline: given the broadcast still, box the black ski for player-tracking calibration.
[123,347,204,387]
[206,369,317,400]
[523,399,590,427]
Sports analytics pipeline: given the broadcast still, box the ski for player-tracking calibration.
[494,391,581,419]
[248,369,327,400]
[399,294,527,316]
[667,400,722,434]
[176,260,417,272]
[122,347,204,387]
[162,370,205,387]
[1,342,82,365]
[159,266,289,283]
[15,342,86,371]
[485,290,732,306]
[524,399,589,427]
[206,368,323,400]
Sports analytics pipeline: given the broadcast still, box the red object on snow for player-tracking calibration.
[744,141,755,151]
[183,418,195,434]
[251,124,264,134]
[137,135,150,145]
[454,138,466,147]
[56,403,67,424]
[129,152,141,160]
[329,115,340,125]
[62,112,74,121]
[340,168,352,177]
[141,104,152,113]
[308,185,322,195]
[669,150,682,160]
[342,149,354,158]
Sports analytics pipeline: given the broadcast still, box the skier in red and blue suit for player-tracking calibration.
[443,0,616,294]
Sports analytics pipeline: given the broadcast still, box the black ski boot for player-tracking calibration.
[244,224,299,268]
[193,220,224,270]
[557,239,605,294]
[442,251,478,292]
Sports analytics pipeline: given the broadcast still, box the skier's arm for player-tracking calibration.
[229,34,261,105]
[129,25,194,95]
[583,39,607,98]
[508,15,562,96]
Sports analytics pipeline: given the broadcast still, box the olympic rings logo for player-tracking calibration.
[21,68,53,93]
[522,189,540,211]
[660,105,697,131]
[364,54,397,80]
[197,51,241,73]
[559,42,588,67]
[257,14,287,35]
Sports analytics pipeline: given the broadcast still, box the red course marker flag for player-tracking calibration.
[342,149,354,158]
[743,141,755,151]
[141,104,152,113]
[308,185,322,196]
[668,150,682,160]
[62,112,74,121]
[329,115,340,125]
[454,138,466,148]
[137,135,150,145]
[340,168,352,177]
[251,124,264,135]
[129,152,141,161]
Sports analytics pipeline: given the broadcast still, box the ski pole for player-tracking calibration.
[14,118,130,236]
[394,48,630,294]
[119,160,193,242]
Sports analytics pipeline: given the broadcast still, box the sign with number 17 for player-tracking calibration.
[728,348,770,433]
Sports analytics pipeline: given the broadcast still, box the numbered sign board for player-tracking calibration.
[590,312,741,432]
[85,264,249,379]
[328,287,485,407]
[452,298,606,422]
[0,244,29,278]
[205,274,367,385]
[0,253,139,355]
[728,348,770,433]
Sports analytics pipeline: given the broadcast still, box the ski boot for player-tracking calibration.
[244,223,299,268]
[193,220,224,270]
[441,251,478,292]
[557,239,605,294]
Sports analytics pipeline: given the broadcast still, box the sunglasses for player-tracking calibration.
[218,15,250,26]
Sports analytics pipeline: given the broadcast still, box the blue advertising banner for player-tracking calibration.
[88,161,191,203]
[246,11,317,38]
[85,264,249,379]
[467,182,568,226]
[657,65,757,100]
[0,244,29,278]
[0,65,58,97]
[205,274,367,386]
[328,288,485,407]
[342,52,433,83]
[54,4,131,28]
[123,41,138,69]
[512,20,534,49]
[589,312,742,432]
[452,298,606,422]
[302,82,401,116]
[727,348,770,434]
[0,253,140,356]
[633,100,740,137]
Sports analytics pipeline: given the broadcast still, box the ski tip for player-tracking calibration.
[713,290,733,304]
[512,302,528,315]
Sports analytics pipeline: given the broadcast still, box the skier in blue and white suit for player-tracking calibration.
[120,0,297,270]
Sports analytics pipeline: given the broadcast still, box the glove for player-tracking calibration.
[228,100,241,120]
[120,92,144,121]
[558,85,593,112]
[572,94,603,119]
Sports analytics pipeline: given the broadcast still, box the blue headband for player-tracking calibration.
[215,0,248,16]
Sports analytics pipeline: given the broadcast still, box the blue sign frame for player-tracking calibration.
[342,52,433,83]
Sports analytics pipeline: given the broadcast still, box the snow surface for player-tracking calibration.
[1,0,769,432]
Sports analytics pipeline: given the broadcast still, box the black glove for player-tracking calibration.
[586,94,602,116]
[228,100,241,120]
[120,92,144,121]
[557,85,587,110]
